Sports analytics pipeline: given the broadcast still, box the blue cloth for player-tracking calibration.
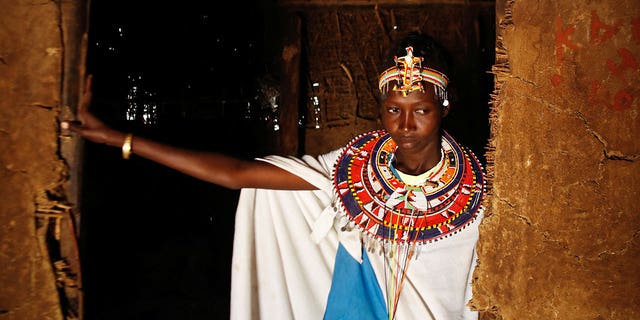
[323,244,388,320]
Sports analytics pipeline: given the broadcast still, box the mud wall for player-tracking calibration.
[473,0,640,319]
[0,0,86,319]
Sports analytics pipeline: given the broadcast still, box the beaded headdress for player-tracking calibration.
[378,46,449,106]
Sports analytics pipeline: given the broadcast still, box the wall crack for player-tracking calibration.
[516,92,567,115]
[575,111,638,162]
[510,74,537,86]
[30,102,55,110]
[495,195,516,208]
[595,229,639,259]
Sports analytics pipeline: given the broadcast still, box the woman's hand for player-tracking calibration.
[61,75,126,147]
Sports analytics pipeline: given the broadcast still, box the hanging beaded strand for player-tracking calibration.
[383,207,421,320]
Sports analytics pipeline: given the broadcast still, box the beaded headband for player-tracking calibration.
[378,46,449,105]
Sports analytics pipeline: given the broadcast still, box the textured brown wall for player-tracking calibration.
[473,0,640,319]
[0,0,86,319]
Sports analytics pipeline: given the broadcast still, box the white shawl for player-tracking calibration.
[230,151,480,320]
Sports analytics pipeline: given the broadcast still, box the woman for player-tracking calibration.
[63,32,485,320]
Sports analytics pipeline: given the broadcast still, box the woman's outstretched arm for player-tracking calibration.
[62,76,316,191]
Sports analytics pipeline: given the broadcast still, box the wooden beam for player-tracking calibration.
[277,13,303,155]
[278,0,495,7]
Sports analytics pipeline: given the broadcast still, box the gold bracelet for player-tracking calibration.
[122,133,133,160]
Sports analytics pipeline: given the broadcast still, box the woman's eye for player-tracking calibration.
[415,108,428,114]
[387,107,399,114]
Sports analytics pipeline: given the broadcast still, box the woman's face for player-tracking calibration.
[380,83,448,152]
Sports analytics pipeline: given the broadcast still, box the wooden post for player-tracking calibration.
[277,12,303,156]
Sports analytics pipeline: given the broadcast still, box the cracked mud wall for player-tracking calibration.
[474,0,640,319]
[0,0,86,319]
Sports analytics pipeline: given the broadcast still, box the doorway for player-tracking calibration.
[79,2,495,319]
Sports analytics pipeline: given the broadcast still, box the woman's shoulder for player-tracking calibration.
[316,148,344,173]
[317,130,388,168]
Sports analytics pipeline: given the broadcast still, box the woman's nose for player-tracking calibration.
[400,112,416,131]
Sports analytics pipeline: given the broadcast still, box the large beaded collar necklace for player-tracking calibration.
[332,130,485,245]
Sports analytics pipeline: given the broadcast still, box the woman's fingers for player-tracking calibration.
[85,74,93,95]
[61,75,106,143]
[60,121,70,131]
[78,74,93,119]
[60,120,83,132]
[75,74,109,129]
[61,74,119,145]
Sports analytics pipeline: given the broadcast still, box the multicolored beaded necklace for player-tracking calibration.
[332,129,485,318]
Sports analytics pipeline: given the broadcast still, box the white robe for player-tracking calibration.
[230,150,481,320]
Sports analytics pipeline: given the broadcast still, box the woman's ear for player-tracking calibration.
[442,103,450,118]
